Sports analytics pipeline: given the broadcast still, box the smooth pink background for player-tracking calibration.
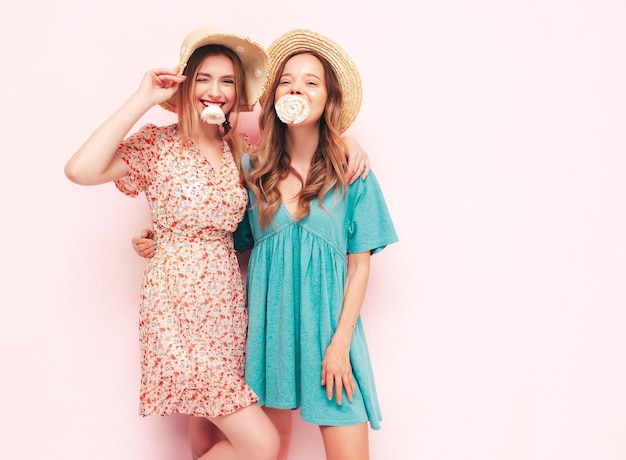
[2,1,626,459]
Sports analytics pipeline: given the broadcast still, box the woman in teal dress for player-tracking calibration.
[238,29,398,460]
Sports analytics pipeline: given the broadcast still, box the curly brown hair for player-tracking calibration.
[246,51,348,227]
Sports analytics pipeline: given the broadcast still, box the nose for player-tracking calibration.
[289,80,303,95]
[205,80,221,97]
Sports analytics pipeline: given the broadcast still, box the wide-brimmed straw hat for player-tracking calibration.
[161,27,268,113]
[265,29,362,133]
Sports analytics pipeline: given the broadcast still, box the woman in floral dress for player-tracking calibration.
[64,28,279,460]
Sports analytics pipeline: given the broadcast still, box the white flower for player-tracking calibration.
[275,94,310,124]
[201,105,226,125]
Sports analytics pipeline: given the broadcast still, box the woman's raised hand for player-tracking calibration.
[135,67,186,105]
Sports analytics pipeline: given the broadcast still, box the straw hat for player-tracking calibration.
[161,27,268,113]
[265,29,362,133]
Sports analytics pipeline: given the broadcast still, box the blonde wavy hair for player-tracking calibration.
[175,45,249,181]
[246,51,348,227]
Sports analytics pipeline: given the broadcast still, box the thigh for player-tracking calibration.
[263,407,293,460]
[206,404,279,459]
[263,407,293,437]
[319,423,369,460]
[189,416,225,460]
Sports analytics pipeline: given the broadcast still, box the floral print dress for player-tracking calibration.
[115,123,258,417]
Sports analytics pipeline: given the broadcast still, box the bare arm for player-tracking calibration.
[64,68,185,185]
[321,251,371,405]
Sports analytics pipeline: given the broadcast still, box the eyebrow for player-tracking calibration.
[281,72,323,80]
[197,72,236,79]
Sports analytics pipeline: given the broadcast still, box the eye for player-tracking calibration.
[223,78,235,85]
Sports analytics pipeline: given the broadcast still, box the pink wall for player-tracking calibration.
[2,1,626,459]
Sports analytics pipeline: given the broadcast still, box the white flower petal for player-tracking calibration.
[201,105,226,125]
[275,94,310,125]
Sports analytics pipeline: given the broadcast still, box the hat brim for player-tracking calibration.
[161,28,268,113]
[264,29,362,133]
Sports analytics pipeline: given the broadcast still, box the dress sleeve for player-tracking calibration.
[233,209,254,253]
[114,124,159,197]
[347,171,399,255]
[232,154,255,252]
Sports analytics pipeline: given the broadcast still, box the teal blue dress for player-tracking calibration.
[235,159,398,429]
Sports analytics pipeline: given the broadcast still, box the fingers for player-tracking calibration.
[150,68,186,88]
[334,377,343,405]
[139,244,155,255]
[322,369,354,405]
[321,349,355,405]
[325,374,335,402]
[139,68,186,100]
[132,237,153,246]
[346,159,370,184]
[140,228,154,239]
[345,158,359,184]
[346,167,358,185]
[155,74,186,89]
[344,374,355,403]
[361,157,371,180]
[139,246,156,258]
[132,235,157,258]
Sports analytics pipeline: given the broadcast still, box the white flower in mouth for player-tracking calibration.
[275,94,310,124]
[201,104,226,125]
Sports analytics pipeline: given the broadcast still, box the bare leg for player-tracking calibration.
[198,404,279,460]
[319,423,369,460]
[189,416,225,459]
[263,407,293,460]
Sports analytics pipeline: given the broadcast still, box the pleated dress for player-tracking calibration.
[115,123,258,418]
[236,160,398,429]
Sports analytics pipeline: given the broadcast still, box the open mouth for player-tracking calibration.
[202,101,223,108]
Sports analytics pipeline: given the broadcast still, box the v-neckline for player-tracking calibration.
[279,199,312,224]
[195,139,227,181]
[279,201,297,222]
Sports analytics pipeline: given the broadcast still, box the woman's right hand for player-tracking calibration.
[135,67,186,106]
[132,228,156,258]
[64,68,185,186]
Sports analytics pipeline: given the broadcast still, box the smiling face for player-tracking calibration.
[192,53,237,120]
[176,45,247,145]
[274,53,328,128]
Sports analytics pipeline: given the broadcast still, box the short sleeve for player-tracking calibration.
[347,171,398,255]
[114,124,159,197]
[233,210,254,253]
[233,155,254,252]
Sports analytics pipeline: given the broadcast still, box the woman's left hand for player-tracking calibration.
[343,136,371,184]
[321,341,355,405]
[132,228,156,258]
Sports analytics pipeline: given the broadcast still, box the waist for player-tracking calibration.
[155,224,233,246]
